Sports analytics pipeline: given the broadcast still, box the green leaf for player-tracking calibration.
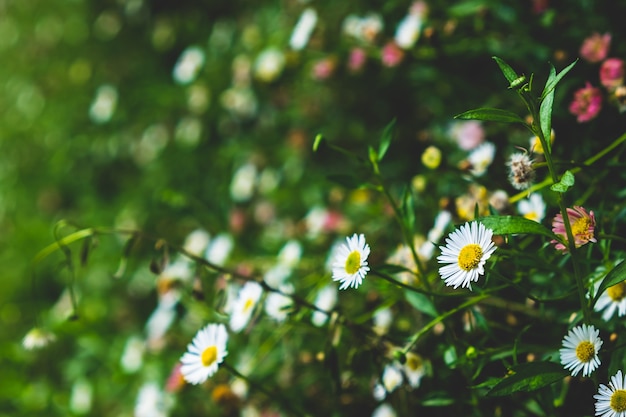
[378,118,396,160]
[368,145,379,164]
[541,59,578,100]
[492,56,520,84]
[476,215,558,240]
[375,263,413,275]
[550,170,575,192]
[454,108,526,124]
[405,291,438,318]
[312,134,324,151]
[402,188,416,233]
[539,64,556,148]
[420,396,455,407]
[593,260,626,306]
[486,361,568,397]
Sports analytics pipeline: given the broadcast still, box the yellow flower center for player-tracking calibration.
[201,345,218,367]
[243,298,254,313]
[607,281,626,302]
[406,354,423,371]
[345,250,361,275]
[458,244,483,271]
[611,390,626,413]
[575,340,595,362]
[523,212,538,222]
[571,216,592,236]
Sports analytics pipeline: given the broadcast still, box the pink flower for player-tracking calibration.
[311,57,336,80]
[347,47,367,73]
[580,32,611,63]
[381,41,405,67]
[165,362,186,393]
[569,82,602,122]
[551,206,596,252]
[450,120,485,150]
[599,58,625,90]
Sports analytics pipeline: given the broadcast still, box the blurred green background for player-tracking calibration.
[1,0,625,415]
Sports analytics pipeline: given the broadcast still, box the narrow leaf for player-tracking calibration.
[368,145,379,164]
[379,118,396,160]
[539,64,556,146]
[454,108,526,124]
[541,59,578,99]
[313,134,324,151]
[405,291,438,317]
[492,56,519,84]
[593,260,626,306]
[476,215,558,239]
[487,361,568,397]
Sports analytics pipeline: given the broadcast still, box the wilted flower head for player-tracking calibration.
[579,32,611,63]
[507,152,535,190]
[551,206,597,252]
[600,58,625,90]
[381,41,405,67]
[569,82,602,123]
[289,8,318,50]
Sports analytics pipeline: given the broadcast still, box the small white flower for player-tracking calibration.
[254,48,286,82]
[230,163,258,203]
[594,370,626,417]
[373,307,393,335]
[403,352,425,388]
[372,403,397,417]
[173,46,205,85]
[277,239,302,268]
[517,193,546,223]
[560,324,602,377]
[229,281,263,332]
[331,233,371,290]
[437,222,497,290]
[205,233,234,265]
[394,12,422,49]
[289,8,318,50]
[120,335,145,373]
[22,327,56,350]
[264,284,293,323]
[468,141,496,177]
[311,285,337,327]
[180,323,228,385]
[263,264,291,288]
[373,363,403,400]
[134,382,167,417]
[183,229,211,257]
[594,279,626,321]
[89,84,118,124]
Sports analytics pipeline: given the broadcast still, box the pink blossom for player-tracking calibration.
[381,41,405,67]
[599,58,624,90]
[450,120,485,150]
[551,206,596,252]
[580,32,611,63]
[165,362,186,393]
[347,47,367,73]
[311,57,336,80]
[569,82,602,122]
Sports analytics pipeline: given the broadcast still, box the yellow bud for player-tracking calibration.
[421,145,442,169]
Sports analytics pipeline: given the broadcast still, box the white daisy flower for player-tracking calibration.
[594,370,626,417]
[311,285,337,327]
[331,233,371,290]
[372,403,397,417]
[559,324,602,377]
[468,141,496,177]
[180,323,228,385]
[403,352,426,388]
[289,8,318,50]
[229,281,263,332]
[373,363,404,401]
[264,284,293,323]
[437,222,497,290]
[594,279,626,321]
[517,193,546,223]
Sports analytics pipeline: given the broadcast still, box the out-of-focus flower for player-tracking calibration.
[559,324,602,377]
[220,86,258,119]
[372,403,397,417]
[22,327,56,350]
[277,240,302,269]
[381,41,405,67]
[183,229,211,257]
[593,276,626,321]
[89,84,117,124]
[173,46,205,85]
[70,378,93,415]
[579,32,611,63]
[347,47,367,73]
[304,206,346,238]
[532,0,549,14]
[394,1,428,49]
[264,284,293,322]
[230,163,258,203]
[517,193,546,223]
[229,281,263,332]
[403,352,426,388]
[135,382,167,417]
[342,13,384,44]
[165,362,186,393]
[594,370,626,416]
[205,233,234,265]
[311,285,337,327]
[289,8,317,50]
[489,190,509,212]
[373,363,404,400]
[421,145,441,169]
[180,323,228,385]
[174,116,203,147]
[254,48,286,82]
[569,82,603,122]
[388,242,419,283]
[529,129,555,154]
[450,120,485,151]
[312,57,337,80]
[186,83,210,114]
[468,141,496,177]
[120,335,145,373]
[145,295,178,351]
[600,58,625,90]
[418,211,453,262]
[372,307,393,335]
[437,222,497,290]
[331,233,371,290]
[614,85,626,112]
[507,152,535,190]
[551,206,596,252]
